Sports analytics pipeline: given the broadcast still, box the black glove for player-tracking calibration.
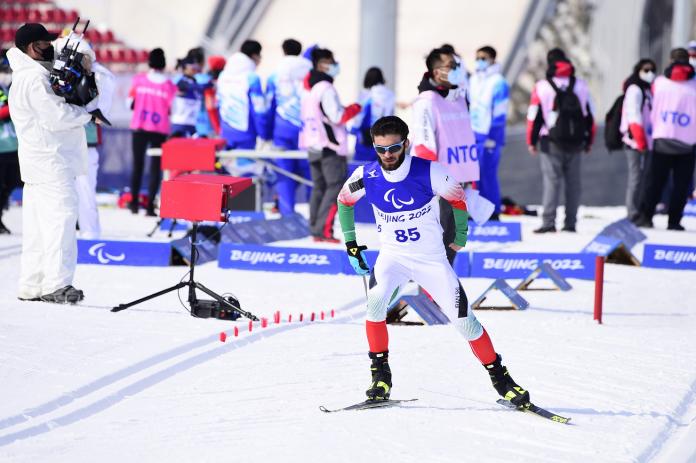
[345,240,370,275]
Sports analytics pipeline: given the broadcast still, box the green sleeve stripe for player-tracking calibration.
[338,202,356,242]
[452,208,469,246]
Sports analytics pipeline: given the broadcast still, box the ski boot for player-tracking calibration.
[366,351,392,401]
[484,354,530,406]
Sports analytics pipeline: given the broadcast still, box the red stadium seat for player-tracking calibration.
[102,49,115,63]
[115,49,127,63]
[54,8,66,24]
[123,49,137,64]
[27,8,41,22]
[15,8,28,22]
[137,49,149,63]
[103,30,114,43]
[66,9,78,23]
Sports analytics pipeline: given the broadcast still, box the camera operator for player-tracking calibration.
[8,23,97,304]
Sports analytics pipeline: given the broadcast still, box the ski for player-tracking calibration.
[320,398,418,413]
[496,399,571,424]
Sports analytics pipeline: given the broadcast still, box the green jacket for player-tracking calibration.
[0,87,18,153]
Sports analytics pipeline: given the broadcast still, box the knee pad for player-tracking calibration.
[453,314,483,341]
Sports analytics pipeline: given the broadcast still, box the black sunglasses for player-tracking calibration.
[373,140,405,154]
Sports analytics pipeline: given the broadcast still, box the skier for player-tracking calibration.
[337,115,529,406]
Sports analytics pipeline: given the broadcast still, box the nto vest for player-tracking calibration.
[651,76,696,146]
[130,73,176,135]
[363,156,444,257]
[416,90,479,183]
[299,81,348,155]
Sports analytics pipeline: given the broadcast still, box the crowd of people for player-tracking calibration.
[1,20,696,303]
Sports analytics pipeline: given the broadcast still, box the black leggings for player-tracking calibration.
[130,130,167,211]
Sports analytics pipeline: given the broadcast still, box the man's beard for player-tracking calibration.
[378,152,405,171]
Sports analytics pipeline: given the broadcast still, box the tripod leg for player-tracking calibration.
[147,218,163,237]
[112,282,189,312]
[193,282,259,321]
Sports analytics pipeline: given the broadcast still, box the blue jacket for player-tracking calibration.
[265,55,311,146]
[469,63,509,144]
[217,53,268,145]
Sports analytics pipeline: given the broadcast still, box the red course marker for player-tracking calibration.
[310,312,315,322]
[233,326,239,337]
[261,318,268,328]
[299,313,304,322]
[320,311,325,320]
[288,314,293,323]
[219,332,227,342]
[248,320,253,332]
[331,309,335,318]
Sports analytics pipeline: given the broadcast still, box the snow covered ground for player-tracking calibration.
[1,204,695,462]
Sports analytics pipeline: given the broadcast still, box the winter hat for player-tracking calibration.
[148,48,166,70]
[546,48,568,66]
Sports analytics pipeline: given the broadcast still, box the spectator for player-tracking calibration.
[200,54,226,137]
[299,47,360,242]
[128,48,177,215]
[171,55,203,137]
[527,48,595,233]
[217,40,268,152]
[0,49,21,234]
[689,41,696,69]
[349,67,395,161]
[635,48,696,230]
[264,38,312,216]
[620,58,655,223]
[412,47,485,265]
[440,43,470,97]
[469,45,509,220]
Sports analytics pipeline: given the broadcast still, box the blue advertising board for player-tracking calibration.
[218,243,346,274]
[642,244,696,271]
[78,240,171,266]
[468,221,521,242]
[470,252,595,280]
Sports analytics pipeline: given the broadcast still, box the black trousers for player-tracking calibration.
[0,152,22,218]
[308,149,347,237]
[130,130,167,211]
[640,151,696,226]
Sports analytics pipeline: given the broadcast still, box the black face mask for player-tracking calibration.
[33,43,54,62]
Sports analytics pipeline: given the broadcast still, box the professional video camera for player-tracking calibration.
[49,17,111,125]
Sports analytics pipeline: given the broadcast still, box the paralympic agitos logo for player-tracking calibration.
[88,243,126,264]
[383,188,414,210]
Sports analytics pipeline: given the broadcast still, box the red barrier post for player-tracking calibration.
[594,256,604,324]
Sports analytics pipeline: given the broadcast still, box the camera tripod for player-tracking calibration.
[112,222,259,321]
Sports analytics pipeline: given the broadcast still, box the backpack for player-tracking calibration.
[604,94,625,151]
[604,85,647,152]
[547,76,586,148]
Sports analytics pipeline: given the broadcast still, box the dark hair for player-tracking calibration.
[148,48,166,70]
[282,38,302,56]
[425,47,451,72]
[186,47,205,66]
[311,47,334,68]
[370,115,409,141]
[547,47,568,65]
[477,45,497,60]
[632,58,656,75]
[440,43,456,55]
[363,67,385,88]
[241,40,262,58]
[670,47,689,63]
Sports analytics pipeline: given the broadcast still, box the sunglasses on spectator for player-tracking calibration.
[373,140,406,154]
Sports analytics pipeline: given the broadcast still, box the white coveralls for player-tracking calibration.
[76,61,115,239]
[7,47,94,299]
